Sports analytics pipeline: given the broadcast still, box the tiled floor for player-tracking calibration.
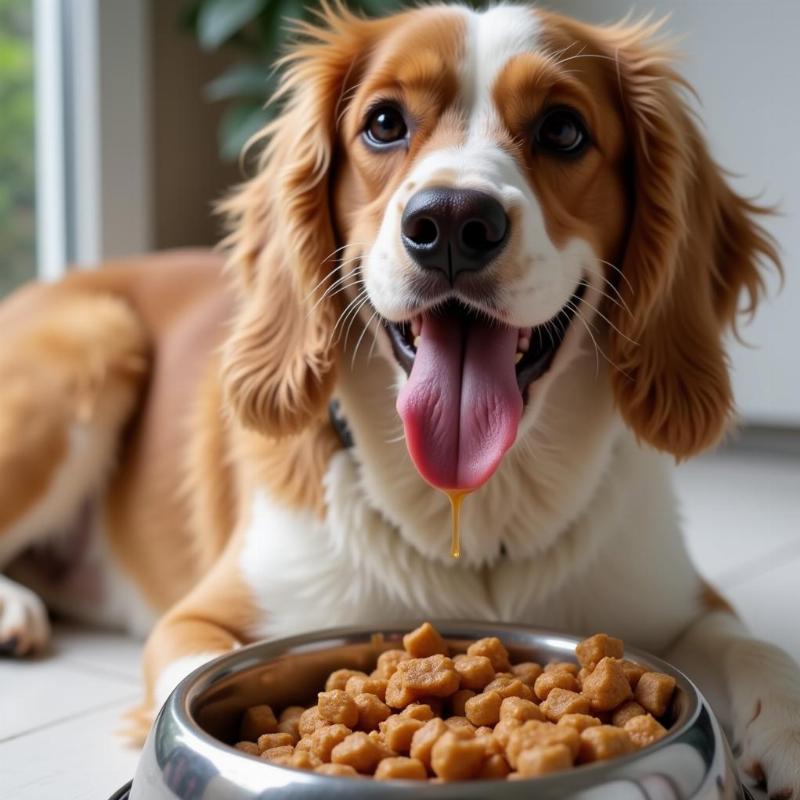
[0,448,797,799]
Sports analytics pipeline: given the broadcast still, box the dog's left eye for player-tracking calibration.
[364,105,408,146]
[535,107,589,156]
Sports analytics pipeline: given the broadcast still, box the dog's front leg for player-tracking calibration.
[131,539,260,742]
[667,607,800,798]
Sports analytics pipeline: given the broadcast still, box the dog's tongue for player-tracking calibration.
[397,310,522,491]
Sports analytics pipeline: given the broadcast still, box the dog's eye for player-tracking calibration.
[364,105,408,146]
[535,107,589,156]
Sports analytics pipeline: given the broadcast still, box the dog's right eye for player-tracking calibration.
[364,105,408,147]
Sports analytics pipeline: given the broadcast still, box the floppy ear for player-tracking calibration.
[220,7,368,437]
[602,21,781,457]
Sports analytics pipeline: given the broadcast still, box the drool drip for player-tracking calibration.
[445,490,470,559]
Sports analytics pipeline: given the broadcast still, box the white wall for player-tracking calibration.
[545,0,800,426]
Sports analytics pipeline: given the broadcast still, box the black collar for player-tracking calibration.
[329,400,354,449]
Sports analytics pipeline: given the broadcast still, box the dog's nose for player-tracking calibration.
[401,187,509,283]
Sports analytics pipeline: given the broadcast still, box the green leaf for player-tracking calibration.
[197,0,269,51]
[218,102,272,161]
[205,62,273,102]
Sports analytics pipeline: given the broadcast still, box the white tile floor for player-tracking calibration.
[0,448,798,799]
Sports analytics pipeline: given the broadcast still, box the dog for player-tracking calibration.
[0,2,797,792]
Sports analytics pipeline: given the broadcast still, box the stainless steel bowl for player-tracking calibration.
[128,621,748,799]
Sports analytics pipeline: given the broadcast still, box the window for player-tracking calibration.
[0,0,36,296]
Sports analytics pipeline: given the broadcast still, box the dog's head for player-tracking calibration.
[221,3,778,493]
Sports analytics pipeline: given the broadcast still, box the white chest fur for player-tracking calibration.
[239,437,701,655]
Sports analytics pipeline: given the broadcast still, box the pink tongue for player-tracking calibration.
[396,311,523,491]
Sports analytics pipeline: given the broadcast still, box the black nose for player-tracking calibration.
[401,187,509,283]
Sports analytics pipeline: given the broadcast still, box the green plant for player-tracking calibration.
[0,0,35,296]
[184,0,401,161]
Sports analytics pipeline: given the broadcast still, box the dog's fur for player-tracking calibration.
[1,3,798,792]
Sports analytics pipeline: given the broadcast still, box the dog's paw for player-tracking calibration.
[737,696,800,799]
[0,577,51,656]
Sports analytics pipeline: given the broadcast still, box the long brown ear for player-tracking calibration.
[220,6,368,437]
[601,20,781,457]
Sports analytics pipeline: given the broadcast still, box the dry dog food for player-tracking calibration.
[231,623,675,781]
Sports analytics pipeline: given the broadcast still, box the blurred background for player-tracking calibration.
[0,1,797,797]
[2,0,798,430]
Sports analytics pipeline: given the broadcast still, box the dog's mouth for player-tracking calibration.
[388,281,586,492]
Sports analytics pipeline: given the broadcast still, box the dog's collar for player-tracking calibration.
[329,400,354,449]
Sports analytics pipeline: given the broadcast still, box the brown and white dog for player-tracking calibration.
[0,2,798,792]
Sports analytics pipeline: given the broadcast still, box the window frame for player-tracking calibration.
[34,0,152,280]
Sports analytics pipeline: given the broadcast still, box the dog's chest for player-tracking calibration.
[238,452,593,640]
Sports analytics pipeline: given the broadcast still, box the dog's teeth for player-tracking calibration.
[518,337,530,353]
[515,351,523,364]
[411,317,421,337]
[413,336,420,349]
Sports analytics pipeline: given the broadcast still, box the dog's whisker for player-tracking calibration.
[577,296,639,347]
[332,288,370,340]
[342,296,373,349]
[351,310,380,369]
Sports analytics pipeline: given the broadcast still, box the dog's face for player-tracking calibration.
[222,4,776,492]
[332,6,630,489]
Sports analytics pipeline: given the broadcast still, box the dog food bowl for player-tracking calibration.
[122,621,750,799]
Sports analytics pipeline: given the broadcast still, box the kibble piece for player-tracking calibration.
[453,654,495,692]
[403,622,449,658]
[235,741,260,755]
[624,714,668,749]
[291,750,323,770]
[540,688,591,721]
[478,753,511,779]
[612,701,647,727]
[280,706,304,722]
[318,690,360,728]
[485,675,533,700]
[499,696,545,723]
[444,716,476,736]
[557,714,601,732]
[581,658,633,712]
[577,667,592,688]
[400,703,434,722]
[315,763,359,777]
[516,743,573,776]
[635,672,676,717]
[375,649,412,680]
[506,720,580,768]
[308,724,351,762]
[386,671,419,709]
[326,669,368,692]
[578,725,635,763]
[465,690,502,726]
[276,718,300,743]
[381,715,425,753]
[257,732,294,752]
[576,634,625,670]
[512,661,543,688]
[372,756,425,780]
[353,693,392,731]
[544,661,580,677]
[240,704,278,741]
[409,718,448,769]
[331,731,388,773]
[397,655,460,698]
[430,730,487,780]
[492,717,523,748]
[466,637,512,672]
[450,689,476,717]
[621,659,647,689]
[346,674,388,702]
[534,670,579,701]
[262,745,295,765]
[298,706,328,737]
